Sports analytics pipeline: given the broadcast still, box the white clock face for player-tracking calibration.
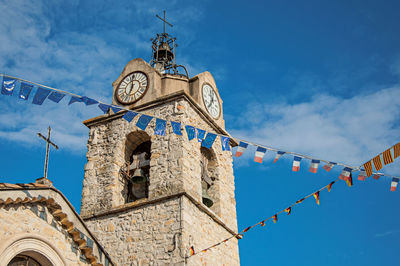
[202,84,221,119]
[116,71,148,104]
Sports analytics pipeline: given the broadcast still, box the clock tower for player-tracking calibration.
[80,18,240,265]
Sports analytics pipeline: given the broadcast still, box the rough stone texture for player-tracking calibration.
[0,203,89,265]
[81,72,240,264]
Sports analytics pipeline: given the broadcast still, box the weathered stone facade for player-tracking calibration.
[0,186,112,265]
[80,59,240,265]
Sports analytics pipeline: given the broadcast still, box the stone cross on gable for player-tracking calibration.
[37,126,59,180]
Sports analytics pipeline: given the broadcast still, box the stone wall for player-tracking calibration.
[0,203,89,265]
[84,196,183,265]
[84,194,240,266]
[81,95,240,264]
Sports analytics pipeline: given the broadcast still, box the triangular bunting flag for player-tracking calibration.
[122,111,138,122]
[273,215,278,223]
[372,173,382,180]
[1,77,16,95]
[154,118,167,136]
[363,161,373,177]
[391,178,399,192]
[32,87,51,105]
[313,192,320,205]
[309,159,320,173]
[273,151,285,163]
[327,181,334,192]
[358,169,366,181]
[235,142,248,157]
[18,83,33,100]
[185,125,196,141]
[196,128,206,142]
[260,221,266,227]
[170,121,182,136]
[296,198,305,204]
[322,162,336,172]
[346,173,353,187]
[285,207,291,215]
[382,149,394,165]
[220,136,231,151]
[190,246,195,256]
[202,133,217,149]
[243,226,251,233]
[98,103,111,114]
[48,91,65,103]
[339,167,352,180]
[136,114,153,130]
[81,96,98,105]
[254,147,267,163]
[111,106,123,114]
[68,96,83,105]
[373,155,383,171]
[394,143,400,159]
[292,156,302,172]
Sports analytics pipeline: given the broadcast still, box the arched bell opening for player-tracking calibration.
[123,131,152,203]
[200,147,221,215]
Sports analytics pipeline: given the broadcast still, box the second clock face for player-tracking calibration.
[202,84,221,119]
[116,71,149,104]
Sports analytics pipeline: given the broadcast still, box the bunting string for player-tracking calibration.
[1,73,400,192]
[187,178,340,257]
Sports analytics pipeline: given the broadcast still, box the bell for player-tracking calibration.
[154,41,174,62]
[202,182,213,208]
[131,168,147,184]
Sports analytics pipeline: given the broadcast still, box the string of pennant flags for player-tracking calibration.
[1,73,400,192]
[188,177,341,257]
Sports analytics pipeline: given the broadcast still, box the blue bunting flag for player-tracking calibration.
[32,87,51,105]
[185,125,196,141]
[82,96,98,105]
[201,133,217,149]
[122,111,138,122]
[136,114,153,130]
[171,121,182,135]
[196,128,206,142]
[69,96,83,105]
[18,83,33,100]
[111,106,123,114]
[98,103,111,114]
[48,91,65,103]
[1,77,16,95]
[220,136,231,151]
[155,119,167,136]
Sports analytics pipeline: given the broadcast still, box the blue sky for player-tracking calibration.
[1,0,400,265]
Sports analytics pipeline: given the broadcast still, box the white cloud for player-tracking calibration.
[230,86,400,174]
[0,0,206,153]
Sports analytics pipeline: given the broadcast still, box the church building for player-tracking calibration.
[0,16,240,265]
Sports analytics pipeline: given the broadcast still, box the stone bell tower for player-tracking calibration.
[80,15,240,265]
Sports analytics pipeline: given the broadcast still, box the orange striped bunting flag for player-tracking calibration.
[327,181,335,192]
[364,161,373,177]
[285,207,291,215]
[383,149,394,165]
[190,246,195,256]
[394,143,400,159]
[372,155,383,171]
[313,192,320,205]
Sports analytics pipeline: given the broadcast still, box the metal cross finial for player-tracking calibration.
[156,10,173,35]
[37,126,59,179]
